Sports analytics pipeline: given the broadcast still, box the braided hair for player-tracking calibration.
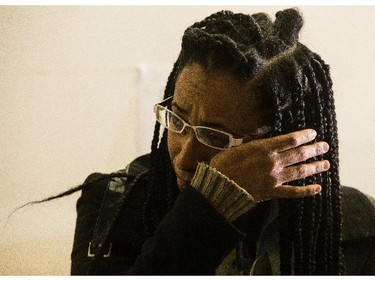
[145,8,344,274]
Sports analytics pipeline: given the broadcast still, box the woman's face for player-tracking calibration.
[168,63,271,190]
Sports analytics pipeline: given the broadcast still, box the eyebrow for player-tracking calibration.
[171,101,189,116]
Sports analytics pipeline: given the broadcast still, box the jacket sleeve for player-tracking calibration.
[361,242,375,274]
[126,186,246,275]
[71,174,245,275]
[341,186,375,275]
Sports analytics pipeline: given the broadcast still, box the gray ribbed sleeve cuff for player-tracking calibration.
[190,162,256,222]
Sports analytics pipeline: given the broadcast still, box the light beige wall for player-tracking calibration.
[0,6,374,275]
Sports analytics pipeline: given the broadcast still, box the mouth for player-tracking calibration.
[176,178,191,190]
[174,167,194,190]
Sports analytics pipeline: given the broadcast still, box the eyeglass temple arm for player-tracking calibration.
[237,126,272,145]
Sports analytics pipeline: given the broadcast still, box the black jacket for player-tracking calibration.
[71,154,375,275]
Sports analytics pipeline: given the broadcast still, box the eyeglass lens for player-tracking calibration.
[157,105,231,149]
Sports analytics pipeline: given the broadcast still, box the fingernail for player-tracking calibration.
[323,160,330,170]
[315,185,322,194]
[323,143,329,152]
[310,129,317,139]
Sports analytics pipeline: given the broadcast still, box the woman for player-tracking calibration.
[41,8,374,275]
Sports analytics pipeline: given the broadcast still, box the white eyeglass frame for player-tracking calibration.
[153,96,271,150]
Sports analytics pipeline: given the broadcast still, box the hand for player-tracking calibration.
[209,129,329,202]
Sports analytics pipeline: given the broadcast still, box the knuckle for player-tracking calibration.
[315,143,324,155]
[264,169,278,187]
[264,151,278,168]
[297,147,308,161]
[295,165,306,179]
[288,135,299,148]
[266,170,279,187]
[311,162,323,174]
[318,162,325,173]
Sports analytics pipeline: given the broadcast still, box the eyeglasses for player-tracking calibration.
[153,96,271,150]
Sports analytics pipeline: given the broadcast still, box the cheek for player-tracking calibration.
[167,132,179,162]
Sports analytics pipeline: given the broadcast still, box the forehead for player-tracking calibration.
[175,63,255,110]
[173,63,269,134]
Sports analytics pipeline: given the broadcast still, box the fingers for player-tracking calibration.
[279,160,330,184]
[268,129,317,152]
[272,184,322,199]
[279,141,329,167]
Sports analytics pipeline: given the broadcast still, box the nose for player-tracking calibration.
[174,129,203,173]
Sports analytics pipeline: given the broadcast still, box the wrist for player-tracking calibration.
[191,162,256,222]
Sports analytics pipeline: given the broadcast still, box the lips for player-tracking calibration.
[176,178,190,190]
